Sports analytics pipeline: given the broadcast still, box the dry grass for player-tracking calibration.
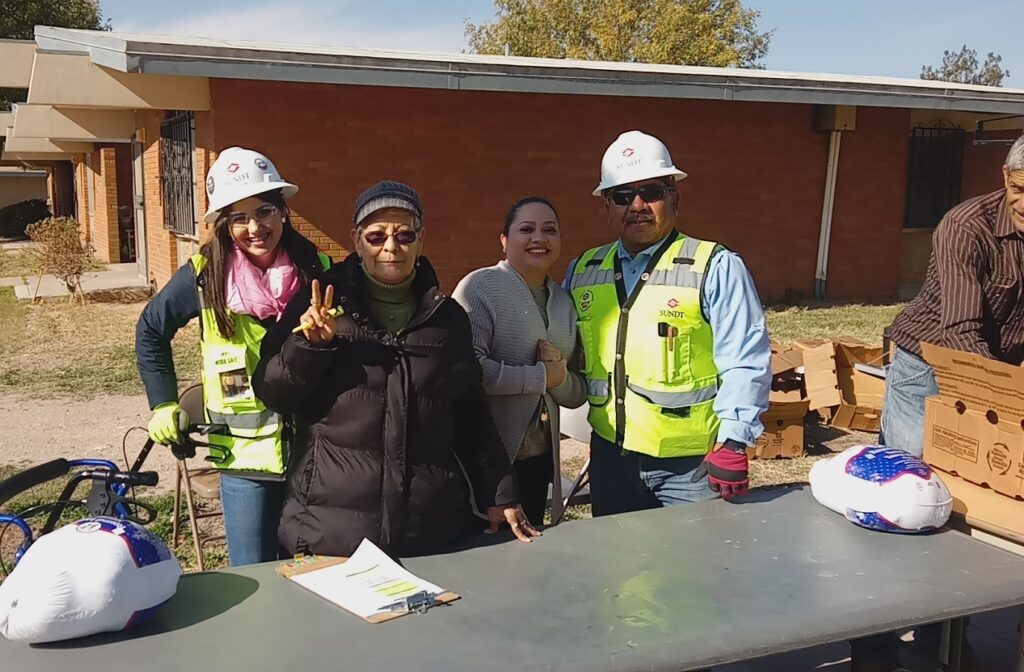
[0,247,106,280]
[0,249,39,278]
[0,288,200,399]
[765,302,905,346]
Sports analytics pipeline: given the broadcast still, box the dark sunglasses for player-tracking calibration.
[607,184,674,206]
[363,229,419,247]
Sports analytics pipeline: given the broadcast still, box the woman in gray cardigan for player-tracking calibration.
[452,197,586,526]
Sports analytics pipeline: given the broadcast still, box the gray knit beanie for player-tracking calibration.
[353,180,423,230]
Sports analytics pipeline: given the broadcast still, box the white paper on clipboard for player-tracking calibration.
[287,539,455,621]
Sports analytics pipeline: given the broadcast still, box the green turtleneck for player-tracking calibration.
[363,268,416,334]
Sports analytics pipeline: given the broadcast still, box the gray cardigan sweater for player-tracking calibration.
[453,261,586,521]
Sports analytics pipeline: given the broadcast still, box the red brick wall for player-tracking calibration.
[961,130,1017,200]
[138,110,181,287]
[89,146,121,263]
[112,79,919,301]
[72,157,89,243]
[193,111,216,243]
[827,107,911,300]
[208,80,846,299]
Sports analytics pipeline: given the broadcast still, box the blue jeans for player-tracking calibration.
[589,432,717,516]
[220,475,284,567]
[879,346,938,458]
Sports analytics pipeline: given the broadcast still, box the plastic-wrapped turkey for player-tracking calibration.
[0,517,180,644]
[809,445,952,533]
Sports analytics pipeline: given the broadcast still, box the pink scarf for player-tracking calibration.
[225,247,301,321]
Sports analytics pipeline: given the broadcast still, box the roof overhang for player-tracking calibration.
[12,104,134,142]
[32,26,1024,115]
[27,51,210,110]
[0,39,36,87]
[2,133,92,155]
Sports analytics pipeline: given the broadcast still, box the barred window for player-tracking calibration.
[160,111,198,237]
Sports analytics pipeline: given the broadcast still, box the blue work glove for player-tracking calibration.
[147,402,189,445]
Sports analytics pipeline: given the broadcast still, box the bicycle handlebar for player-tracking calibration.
[0,459,70,507]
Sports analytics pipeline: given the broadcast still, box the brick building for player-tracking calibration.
[2,28,1022,300]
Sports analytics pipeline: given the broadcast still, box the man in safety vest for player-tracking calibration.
[565,130,771,515]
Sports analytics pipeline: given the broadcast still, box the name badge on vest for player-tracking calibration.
[206,343,255,406]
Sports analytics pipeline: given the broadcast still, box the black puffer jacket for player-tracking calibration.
[254,254,518,557]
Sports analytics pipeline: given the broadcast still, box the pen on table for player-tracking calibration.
[291,306,344,333]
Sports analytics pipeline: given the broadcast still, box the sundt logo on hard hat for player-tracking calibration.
[580,290,593,312]
[667,298,679,309]
[227,163,240,173]
[621,148,635,158]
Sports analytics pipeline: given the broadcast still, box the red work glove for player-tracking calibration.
[692,441,749,500]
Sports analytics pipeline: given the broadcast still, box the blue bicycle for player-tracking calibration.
[0,422,228,576]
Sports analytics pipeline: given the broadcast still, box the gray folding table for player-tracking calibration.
[4,488,1024,671]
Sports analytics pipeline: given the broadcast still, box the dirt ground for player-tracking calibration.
[0,393,181,493]
[0,391,877,496]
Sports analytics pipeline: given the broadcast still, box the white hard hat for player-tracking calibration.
[203,147,298,222]
[593,130,687,196]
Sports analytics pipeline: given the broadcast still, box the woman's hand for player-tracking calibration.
[485,504,542,543]
[296,279,336,345]
[542,359,567,388]
[536,339,563,363]
[537,339,567,388]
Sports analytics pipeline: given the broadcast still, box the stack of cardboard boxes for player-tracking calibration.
[921,343,1024,544]
[751,337,887,459]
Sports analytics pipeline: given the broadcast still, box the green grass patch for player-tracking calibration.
[765,302,904,346]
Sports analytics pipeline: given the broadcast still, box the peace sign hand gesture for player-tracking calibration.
[296,279,337,345]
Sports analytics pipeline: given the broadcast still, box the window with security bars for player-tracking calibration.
[160,111,198,237]
[903,126,964,229]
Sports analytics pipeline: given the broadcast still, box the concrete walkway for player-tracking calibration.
[5,262,150,301]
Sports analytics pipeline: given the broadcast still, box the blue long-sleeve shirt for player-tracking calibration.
[565,235,771,446]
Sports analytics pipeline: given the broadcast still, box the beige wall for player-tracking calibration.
[0,174,47,209]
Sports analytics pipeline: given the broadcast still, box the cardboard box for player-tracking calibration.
[750,399,809,459]
[793,337,885,431]
[939,470,1024,545]
[921,343,1024,498]
[769,342,804,403]
[792,339,841,410]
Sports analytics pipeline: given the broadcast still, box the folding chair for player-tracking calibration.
[171,383,225,571]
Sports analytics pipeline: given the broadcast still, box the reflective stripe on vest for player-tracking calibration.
[569,233,722,458]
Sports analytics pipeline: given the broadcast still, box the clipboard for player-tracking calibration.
[276,550,460,624]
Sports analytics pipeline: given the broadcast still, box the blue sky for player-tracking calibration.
[100,0,1021,83]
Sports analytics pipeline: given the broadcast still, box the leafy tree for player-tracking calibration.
[1,0,111,110]
[921,45,1009,87]
[466,0,772,68]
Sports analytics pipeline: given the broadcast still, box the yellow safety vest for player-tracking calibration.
[190,252,330,477]
[569,232,721,458]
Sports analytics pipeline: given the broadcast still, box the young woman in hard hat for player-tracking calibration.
[135,147,331,566]
[452,196,586,527]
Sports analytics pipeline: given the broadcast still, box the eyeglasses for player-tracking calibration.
[362,229,419,247]
[607,184,674,206]
[227,204,279,228]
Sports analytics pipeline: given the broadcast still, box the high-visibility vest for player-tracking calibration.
[190,252,330,477]
[569,232,722,458]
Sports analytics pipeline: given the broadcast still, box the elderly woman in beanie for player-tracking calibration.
[254,181,539,558]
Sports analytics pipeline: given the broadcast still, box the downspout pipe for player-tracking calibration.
[814,130,842,300]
